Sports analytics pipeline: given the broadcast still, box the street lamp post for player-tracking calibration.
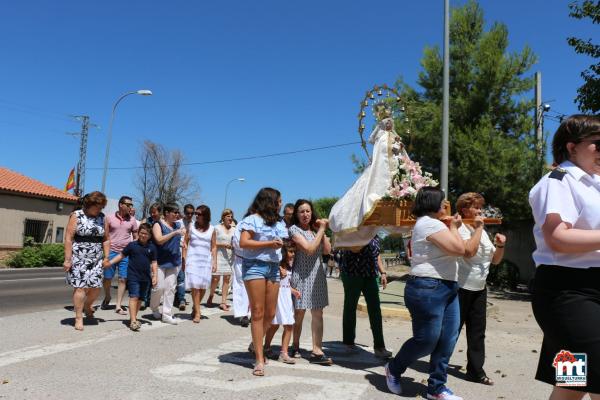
[101,89,153,193]
[441,0,450,197]
[224,177,245,210]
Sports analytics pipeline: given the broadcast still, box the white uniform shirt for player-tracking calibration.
[457,224,495,291]
[529,161,600,269]
[410,216,459,281]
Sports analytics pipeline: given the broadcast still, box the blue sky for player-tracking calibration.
[0,0,596,218]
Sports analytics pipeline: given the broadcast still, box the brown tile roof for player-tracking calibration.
[0,167,78,203]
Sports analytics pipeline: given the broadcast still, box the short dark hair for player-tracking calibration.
[149,202,162,214]
[412,187,445,218]
[137,223,153,236]
[118,196,132,205]
[195,205,211,231]
[82,191,108,210]
[183,203,194,213]
[244,187,281,226]
[291,199,318,229]
[163,203,179,216]
[552,114,600,164]
[284,203,295,210]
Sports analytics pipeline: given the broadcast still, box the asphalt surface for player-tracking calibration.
[0,272,554,399]
[0,267,71,317]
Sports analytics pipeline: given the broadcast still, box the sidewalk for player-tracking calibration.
[356,266,500,319]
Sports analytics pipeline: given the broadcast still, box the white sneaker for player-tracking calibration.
[162,316,179,325]
[384,363,402,395]
[426,388,463,400]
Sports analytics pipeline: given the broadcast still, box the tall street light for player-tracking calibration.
[224,177,245,210]
[101,89,153,193]
[441,0,450,197]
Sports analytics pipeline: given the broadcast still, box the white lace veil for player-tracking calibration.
[368,117,395,144]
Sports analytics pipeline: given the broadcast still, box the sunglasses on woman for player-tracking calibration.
[578,138,600,151]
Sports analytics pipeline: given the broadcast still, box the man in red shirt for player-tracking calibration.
[102,196,138,314]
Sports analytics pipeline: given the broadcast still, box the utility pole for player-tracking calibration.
[441,0,450,197]
[534,72,543,161]
[68,116,98,196]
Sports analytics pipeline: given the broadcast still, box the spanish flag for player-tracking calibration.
[65,168,76,192]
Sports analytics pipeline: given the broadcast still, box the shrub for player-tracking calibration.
[487,259,520,290]
[6,244,64,268]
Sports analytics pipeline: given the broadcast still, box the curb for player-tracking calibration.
[0,266,62,272]
[357,300,499,320]
[357,299,412,320]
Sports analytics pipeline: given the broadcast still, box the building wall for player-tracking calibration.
[0,193,76,248]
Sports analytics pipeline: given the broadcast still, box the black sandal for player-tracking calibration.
[467,374,494,386]
[309,352,333,365]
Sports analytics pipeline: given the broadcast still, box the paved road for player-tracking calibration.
[0,268,71,317]
[0,276,553,400]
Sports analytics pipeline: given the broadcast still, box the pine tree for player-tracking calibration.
[395,0,540,223]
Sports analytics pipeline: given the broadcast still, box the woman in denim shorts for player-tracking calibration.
[239,187,288,377]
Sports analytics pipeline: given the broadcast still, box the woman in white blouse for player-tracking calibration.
[455,192,506,386]
[385,187,466,400]
[529,115,600,399]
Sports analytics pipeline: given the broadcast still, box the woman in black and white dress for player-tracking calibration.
[289,199,332,365]
[529,115,600,399]
[64,191,110,331]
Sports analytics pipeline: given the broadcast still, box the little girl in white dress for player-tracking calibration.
[264,243,300,364]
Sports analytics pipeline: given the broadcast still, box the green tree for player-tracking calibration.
[568,0,600,113]
[311,197,339,220]
[380,234,403,252]
[395,0,539,223]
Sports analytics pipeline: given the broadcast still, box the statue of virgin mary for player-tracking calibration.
[329,106,411,248]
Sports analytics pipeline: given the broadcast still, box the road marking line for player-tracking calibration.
[151,338,374,399]
[0,277,66,283]
[0,307,224,368]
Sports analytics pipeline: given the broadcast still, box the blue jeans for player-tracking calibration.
[242,259,280,282]
[388,276,460,395]
[174,268,186,306]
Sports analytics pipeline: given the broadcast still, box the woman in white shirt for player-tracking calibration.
[455,192,506,386]
[529,115,600,399]
[385,187,466,400]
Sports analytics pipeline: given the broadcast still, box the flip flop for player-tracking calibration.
[252,363,265,377]
[74,318,84,331]
[115,308,127,315]
[100,299,111,310]
[219,303,230,311]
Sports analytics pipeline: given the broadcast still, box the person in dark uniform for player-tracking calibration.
[529,114,600,399]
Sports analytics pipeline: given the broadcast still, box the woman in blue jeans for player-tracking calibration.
[385,187,465,400]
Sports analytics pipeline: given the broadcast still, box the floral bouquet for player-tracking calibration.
[481,205,503,219]
[384,154,439,201]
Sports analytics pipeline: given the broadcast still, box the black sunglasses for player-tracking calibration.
[579,138,600,151]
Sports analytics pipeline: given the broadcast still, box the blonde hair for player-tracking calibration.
[221,208,233,221]
[456,192,485,217]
